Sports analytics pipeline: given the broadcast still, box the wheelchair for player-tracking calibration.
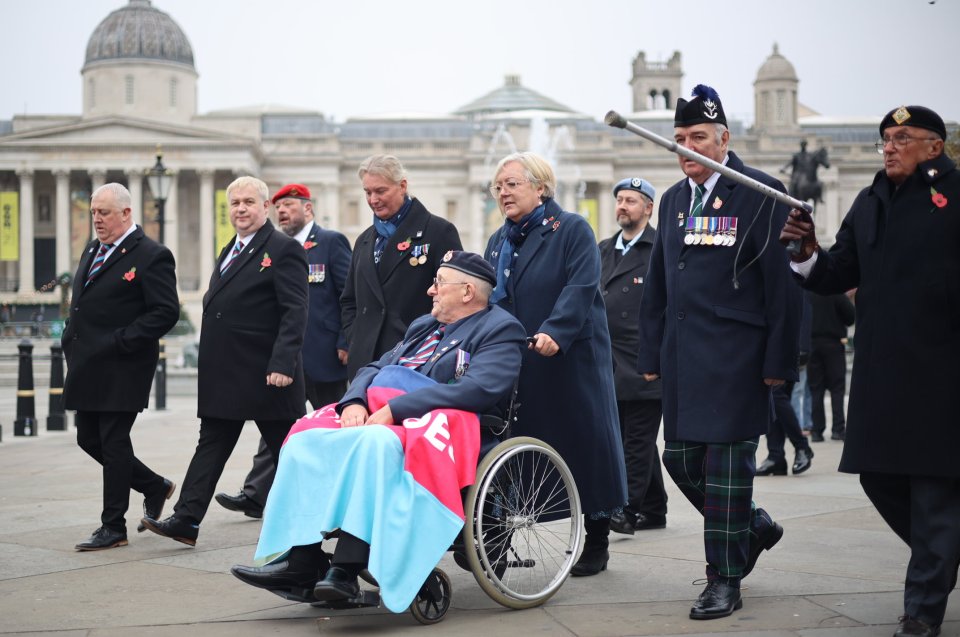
[300,397,584,624]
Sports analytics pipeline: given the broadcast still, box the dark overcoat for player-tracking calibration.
[199,219,308,420]
[598,226,662,401]
[340,198,462,379]
[62,226,180,412]
[803,153,960,477]
[340,306,526,420]
[637,151,801,443]
[484,199,627,514]
[301,223,352,384]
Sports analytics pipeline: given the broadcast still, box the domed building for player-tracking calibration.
[0,0,917,317]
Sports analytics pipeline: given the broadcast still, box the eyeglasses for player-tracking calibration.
[432,277,470,288]
[875,133,938,154]
[489,178,530,196]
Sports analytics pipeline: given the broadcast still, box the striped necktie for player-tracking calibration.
[220,240,244,274]
[85,243,113,286]
[399,326,445,369]
[690,184,706,217]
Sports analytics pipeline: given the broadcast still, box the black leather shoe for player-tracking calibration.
[831,430,845,441]
[214,491,263,518]
[313,566,360,602]
[810,432,825,442]
[689,581,742,619]
[609,511,666,534]
[75,526,128,551]
[743,520,783,578]
[756,458,788,476]
[792,448,814,474]
[232,560,327,602]
[137,479,176,533]
[608,511,636,535]
[894,615,941,636]
[140,515,199,546]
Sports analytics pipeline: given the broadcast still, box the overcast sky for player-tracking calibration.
[3,0,959,126]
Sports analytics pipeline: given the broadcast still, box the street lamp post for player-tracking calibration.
[147,148,172,244]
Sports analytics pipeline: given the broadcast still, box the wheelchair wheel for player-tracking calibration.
[463,436,582,609]
[409,567,451,624]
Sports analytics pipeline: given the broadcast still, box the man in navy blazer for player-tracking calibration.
[215,183,352,519]
[637,86,801,619]
[66,183,180,551]
[142,176,308,546]
[231,251,526,602]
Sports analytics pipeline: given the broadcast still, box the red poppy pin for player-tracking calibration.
[122,267,136,282]
[397,239,411,251]
[552,220,561,232]
[303,241,317,250]
[260,253,272,271]
[931,187,948,210]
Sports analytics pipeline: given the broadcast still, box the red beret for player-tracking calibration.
[271,183,312,204]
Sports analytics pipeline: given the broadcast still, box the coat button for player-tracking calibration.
[620,311,629,319]
[678,261,686,270]
[602,290,608,296]
[216,312,222,319]
[677,311,685,320]
[622,286,629,293]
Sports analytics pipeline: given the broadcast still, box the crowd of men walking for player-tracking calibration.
[61,89,957,637]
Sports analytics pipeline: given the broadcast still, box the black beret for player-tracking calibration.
[880,105,946,140]
[440,250,497,285]
[675,84,727,128]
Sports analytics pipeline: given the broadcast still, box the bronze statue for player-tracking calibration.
[781,140,829,204]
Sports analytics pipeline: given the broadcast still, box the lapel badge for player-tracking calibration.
[892,106,911,125]
[552,220,560,232]
[633,276,643,284]
[712,198,723,210]
[121,248,127,254]
[449,339,460,345]
[416,230,423,238]
[928,168,939,178]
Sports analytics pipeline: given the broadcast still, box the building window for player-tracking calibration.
[446,199,457,220]
[125,75,134,105]
[169,78,178,107]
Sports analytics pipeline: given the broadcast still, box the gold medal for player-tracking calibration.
[418,254,427,264]
[409,256,419,267]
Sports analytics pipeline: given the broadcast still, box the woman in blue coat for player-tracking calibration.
[484,152,627,576]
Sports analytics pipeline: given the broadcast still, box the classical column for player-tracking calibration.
[88,170,106,242]
[164,172,179,271]
[198,169,215,287]
[470,187,485,254]
[323,183,340,231]
[598,181,615,240]
[54,170,71,277]
[125,169,143,226]
[16,169,35,293]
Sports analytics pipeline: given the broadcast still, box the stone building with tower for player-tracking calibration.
[0,0,931,321]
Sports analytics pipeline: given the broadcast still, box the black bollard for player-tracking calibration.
[154,339,167,410]
[14,339,37,436]
[47,343,67,431]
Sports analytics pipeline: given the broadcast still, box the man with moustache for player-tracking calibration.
[66,183,180,551]
[341,155,461,379]
[781,105,959,637]
[142,176,308,546]
[637,85,800,619]
[215,183,352,519]
[598,177,668,536]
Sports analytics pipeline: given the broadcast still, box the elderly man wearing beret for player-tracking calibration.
[782,105,959,637]
[215,183,352,519]
[599,177,668,537]
[231,251,526,606]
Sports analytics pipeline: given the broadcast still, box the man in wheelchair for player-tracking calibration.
[231,251,526,612]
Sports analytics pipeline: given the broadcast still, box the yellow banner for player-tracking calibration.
[215,190,233,256]
[0,192,19,261]
[579,199,598,237]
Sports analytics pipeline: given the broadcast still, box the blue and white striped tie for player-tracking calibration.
[399,327,444,369]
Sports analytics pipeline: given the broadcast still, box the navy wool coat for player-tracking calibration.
[199,220,308,421]
[637,151,801,443]
[340,199,462,379]
[340,305,526,421]
[301,223,352,384]
[484,199,627,515]
[803,153,960,477]
[62,227,180,412]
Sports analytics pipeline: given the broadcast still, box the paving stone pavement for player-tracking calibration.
[1,396,957,636]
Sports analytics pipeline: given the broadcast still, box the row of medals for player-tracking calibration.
[409,243,430,266]
[683,216,738,246]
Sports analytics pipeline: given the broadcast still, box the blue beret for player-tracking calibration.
[613,177,656,201]
[440,250,497,285]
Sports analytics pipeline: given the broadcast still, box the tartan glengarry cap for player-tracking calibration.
[674,84,727,128]
[440,250,497,285]
[271,183,312,204]
[880,105,947,140]
[613,177,656,201]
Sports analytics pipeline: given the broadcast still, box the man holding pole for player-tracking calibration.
[636,85,801,619]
